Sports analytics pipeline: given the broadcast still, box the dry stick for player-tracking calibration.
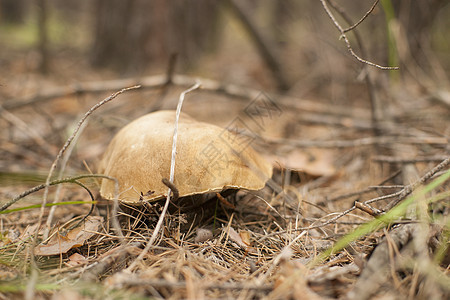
[342,0,380,33]
[147,53,179,113]
[45,121,88,238]
[1,141,53,168]
[258,206,357,242]
[4,79,151,110]
[114,278,273,292]
[321,187,372,204]
[126,82,200,272]
[36,86,139,243]
[364,190,403,205]
[363,157,450,208]
[4,74,368,119]
[25,267,38,300]
[355,201,382,217]
[68,180,96,229]
[162,178,180,202]
[259,158,449,242]
[382,156,450,211]
[0,174,115,212]
[372,155,449,164]
[78,242,143,281]
[294,112,372,129]
[320,175,404,205]
[0,105,56,157]
[326,0,383,135]
[320,0,398,70]
[369,185,404,189]
[261,135,448,148]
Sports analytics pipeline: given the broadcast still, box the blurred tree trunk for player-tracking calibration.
[37,0,49,74]
[0,0,27,24]
[271,0,294,47]
[90,0,220,74]
[225,0,290,91]
[393,0,447,73]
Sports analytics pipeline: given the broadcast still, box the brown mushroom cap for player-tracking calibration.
[99,110,273,204]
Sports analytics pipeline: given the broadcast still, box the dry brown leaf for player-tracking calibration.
[239,230,251,246]
[269,149,336,177]
[271,259,323,300]
[226,227,256,254]
[34,216,103,256]
[66,253,88,267]
[226,227,245,248]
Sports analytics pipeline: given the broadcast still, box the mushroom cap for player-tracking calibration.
[99,110,273,204]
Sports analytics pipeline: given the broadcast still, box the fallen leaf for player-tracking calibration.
[271,259,323,300]
[269,149,336,177]
[239,230,252,247]
[227,227,245,248]
[66,253,88,267]
[34,216,103,256]
[226,227,256,254]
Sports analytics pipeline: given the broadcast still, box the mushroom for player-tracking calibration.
[99,110,272,204]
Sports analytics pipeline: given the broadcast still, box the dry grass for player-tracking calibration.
[0,76,448,299]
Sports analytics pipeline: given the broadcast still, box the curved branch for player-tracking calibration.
[343,0,380,33]
[320,0,399,70]
[0,174,116,212]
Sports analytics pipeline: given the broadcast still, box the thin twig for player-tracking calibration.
[162,178,180,202]
[0,174,116,212]
[69,180,96,229]
[259,157,449,242]
[261,135,448,148]
[383,156,450,211]
[342,0,380,33]
[319,171,402,204]
[0,104,56,157]
[326,0,382,135]
[78,242,143,281]
[165,53,178,85]
[113,277,273,292]
[368,185,404,189]
[4,74,369,119]
[147,53,179,113]
[37,86,139,239]
[126,82,200,272]
[320,0,398,70]
[45,121,88,236]
[321,187,372,204]
[257,206,357,242]
[364,190,403,205]
[355,201,382,217]
[372,155,449,164]
[29,86,137,262]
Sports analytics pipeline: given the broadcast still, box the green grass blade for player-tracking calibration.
[0,201,96,214]
[310,169,450,266]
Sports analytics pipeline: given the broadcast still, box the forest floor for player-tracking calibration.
[0,32,449,299]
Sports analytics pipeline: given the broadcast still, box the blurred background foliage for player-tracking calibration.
[0,0,449,99]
